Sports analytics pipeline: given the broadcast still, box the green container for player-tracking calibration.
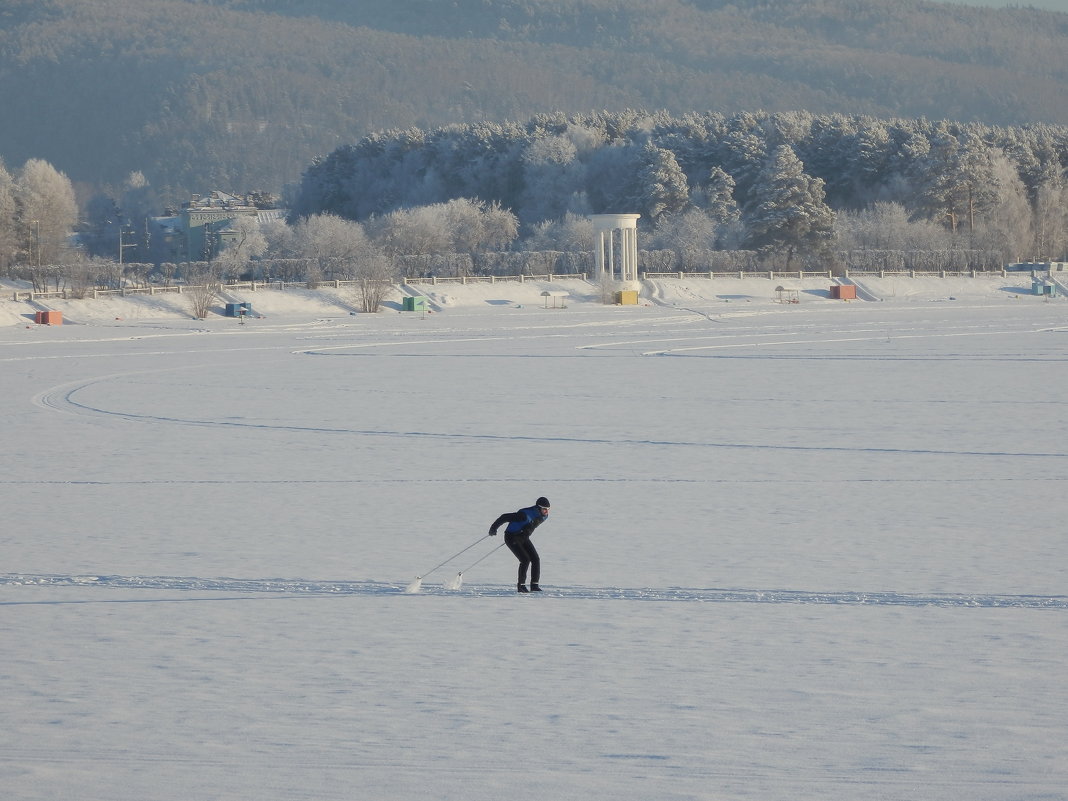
[402,296,427,311]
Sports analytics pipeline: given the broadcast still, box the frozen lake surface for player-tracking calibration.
[2,275,1067,800]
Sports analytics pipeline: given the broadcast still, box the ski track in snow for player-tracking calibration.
[31,377,1068,459]
[3,573,1065,609]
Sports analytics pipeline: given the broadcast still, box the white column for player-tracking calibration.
[623,228,632,281]
[607,228,616,280]
[590,214,640,284]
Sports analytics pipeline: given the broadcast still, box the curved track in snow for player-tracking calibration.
[31,374,1068,459]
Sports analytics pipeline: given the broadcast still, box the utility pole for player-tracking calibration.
[118,227,136,265]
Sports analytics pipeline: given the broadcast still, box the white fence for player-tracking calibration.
[11,274,587,302]
[403,273,585,285]
[640,268,1005,280]
[10,268,1014,303]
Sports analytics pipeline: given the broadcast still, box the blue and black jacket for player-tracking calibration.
[489,505,547,538]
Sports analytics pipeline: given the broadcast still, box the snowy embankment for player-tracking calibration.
[0,271,1046,326]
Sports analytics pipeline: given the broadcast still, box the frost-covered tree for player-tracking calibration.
[0,160,17,270]
[836,202,952,252]
[366,205,451,257]
[15,158,78,268]
[293,213,375,280]
[629,143,689,222]
[443,198,519,254]
[648,208,719,270]
[703,167,740,225]
[913,130,1004,235]
[366,198,517,262]
[970,152,1031,261]
[216,216,268,280]
[717,115,769,207]
[700,166,743,247]
[744,145,837,268]
[519,135,585,225]
[262,217,299,259]
[521,212,595,253]
[1030,174,1068,261]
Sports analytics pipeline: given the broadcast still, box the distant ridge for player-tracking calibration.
[2,0,1068,197]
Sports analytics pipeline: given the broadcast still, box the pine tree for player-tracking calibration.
[631,143,689,222]
[744,145,837,269]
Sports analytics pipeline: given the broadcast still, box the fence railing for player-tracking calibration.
[10,268,1016,302]
[640,268,1008,280]
[12,278,354,302]
[403,273,585,285]
[11,274,589,301]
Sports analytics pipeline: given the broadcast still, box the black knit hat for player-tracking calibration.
[536,496,550,508]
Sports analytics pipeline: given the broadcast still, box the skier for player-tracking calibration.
[489,497,550,593]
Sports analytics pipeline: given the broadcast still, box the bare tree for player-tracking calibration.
[1030,176,1068,262]
[186,271,221,318]
[352,250,396,313]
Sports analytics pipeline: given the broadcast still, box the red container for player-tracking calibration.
[35,310,62,325]
[830,285,856,300]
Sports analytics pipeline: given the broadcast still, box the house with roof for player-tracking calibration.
[150,191,285,262]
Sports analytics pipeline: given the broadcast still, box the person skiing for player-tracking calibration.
[489,497,550,593]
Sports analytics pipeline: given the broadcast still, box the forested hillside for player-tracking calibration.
[2,0,1068,202]
[294,109,1068,267]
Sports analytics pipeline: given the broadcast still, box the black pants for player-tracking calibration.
[505,534,540,585]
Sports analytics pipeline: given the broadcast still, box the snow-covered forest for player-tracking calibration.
[294,109,1068,268]
[5,108,1068,293]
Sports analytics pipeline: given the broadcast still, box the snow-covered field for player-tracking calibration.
[2,273,1066,800]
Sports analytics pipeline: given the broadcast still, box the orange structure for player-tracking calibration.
[34,311,63,325]
[830,285,857,300]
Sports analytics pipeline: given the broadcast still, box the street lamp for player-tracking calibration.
[31,219,40,267]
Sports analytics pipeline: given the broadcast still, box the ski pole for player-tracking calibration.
[445,541,506,590]
[406,534,489,593]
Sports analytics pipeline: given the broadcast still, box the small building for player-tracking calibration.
[34,310,62,325]
[615,290,639,305]
[1032,280,1058,297]
[225,302,253,317]
[402,296,428,312]
[830,284,857,300]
